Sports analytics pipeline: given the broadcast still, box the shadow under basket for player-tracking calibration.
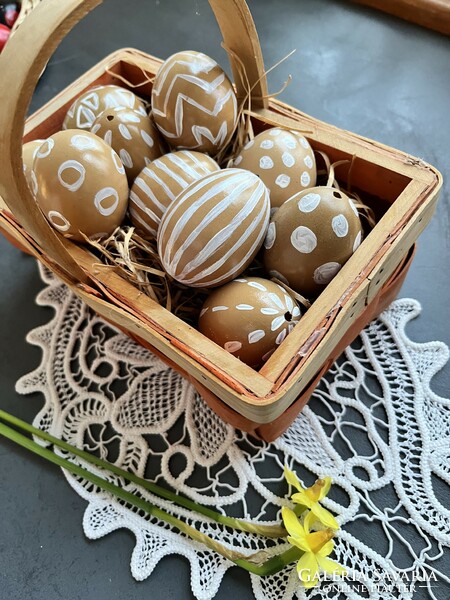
[0,1,442,442]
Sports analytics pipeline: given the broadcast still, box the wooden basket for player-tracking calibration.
[0,0,442,441]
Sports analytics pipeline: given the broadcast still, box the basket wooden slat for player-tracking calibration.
[352,0,450,36]
[0,1,443,439]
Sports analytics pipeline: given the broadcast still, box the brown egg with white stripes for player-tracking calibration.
[152,51,238,154]
[22,139,44,195]
[33,130,128,242]
[63,85,147,131]
[263,186,363,297]
[198,277,301,367]
[158,168,270,288]
[129,151,220,239]
[233,128,317,209]
[90,107,163,183]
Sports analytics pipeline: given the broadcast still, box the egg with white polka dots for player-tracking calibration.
[90,107,164,184]
[198,277,301,367]
[233,128,317,209]
[263,186,363,297]
[33,129,129,242]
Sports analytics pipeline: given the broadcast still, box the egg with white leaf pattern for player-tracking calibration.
[198,277,301,367]
[63,85,147,131]
[263,186,363,297]
[232,128,317,209]
[33,129,128,242]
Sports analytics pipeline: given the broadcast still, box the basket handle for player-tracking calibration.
[0,0,101,284]
[208,0,268,109]
[0,0,268,285]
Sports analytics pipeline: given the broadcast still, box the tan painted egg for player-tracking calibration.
[233,128,317,209]
[63,85,147,131]
[263,186,363,297]
[198,277,301,367]
[152,51,238,155]
[22,139,44,194]
[90,107,164,183]
[33,130,129,242]
[129,150,220,239]
[158,168,270,288]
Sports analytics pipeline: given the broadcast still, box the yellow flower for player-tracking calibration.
[284,466,339,530]
[282,508,346,588]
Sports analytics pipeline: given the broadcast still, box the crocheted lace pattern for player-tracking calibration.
[16,264,450,600]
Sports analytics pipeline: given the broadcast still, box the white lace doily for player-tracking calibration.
[16,263,450,600]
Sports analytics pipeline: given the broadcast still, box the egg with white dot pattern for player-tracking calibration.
[22,139,44,195]
[90,107,164,184]
[158,168,270,288]
[63,85,147,131]
[33,130,128,242]
[263,186,363,297]
[232,128,317,208]
[198,277,301,367]
[129,150,220,239]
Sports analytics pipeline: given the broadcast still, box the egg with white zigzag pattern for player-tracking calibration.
[151,51,238,155]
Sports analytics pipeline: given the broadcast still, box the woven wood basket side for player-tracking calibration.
[0,0,268,285]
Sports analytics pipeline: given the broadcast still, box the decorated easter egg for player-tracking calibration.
[152,51,238,155]
[198,277,301,367]
[0,3,20,28]
[0,23,10,52]
[233,128,317,209]
[158,168,270,288]
[63,85,147,131]
[33,130,128,242]
[90,107,163,183]
[263,186,363,296]
[22,139,44,194]
[129,150,220,239]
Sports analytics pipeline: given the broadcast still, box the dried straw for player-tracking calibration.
[315,151,376,229]
[106,50,155,89]
[85,227,209,325]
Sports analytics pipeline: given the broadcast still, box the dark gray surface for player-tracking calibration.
[0,1,449,599]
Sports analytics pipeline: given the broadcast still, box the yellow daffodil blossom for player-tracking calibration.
[284,466,339,530]
[282,508,346,588]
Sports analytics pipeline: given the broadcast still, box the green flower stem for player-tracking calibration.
[0,420,301,576]
[0,409,285,538]
[238,546,302,577]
